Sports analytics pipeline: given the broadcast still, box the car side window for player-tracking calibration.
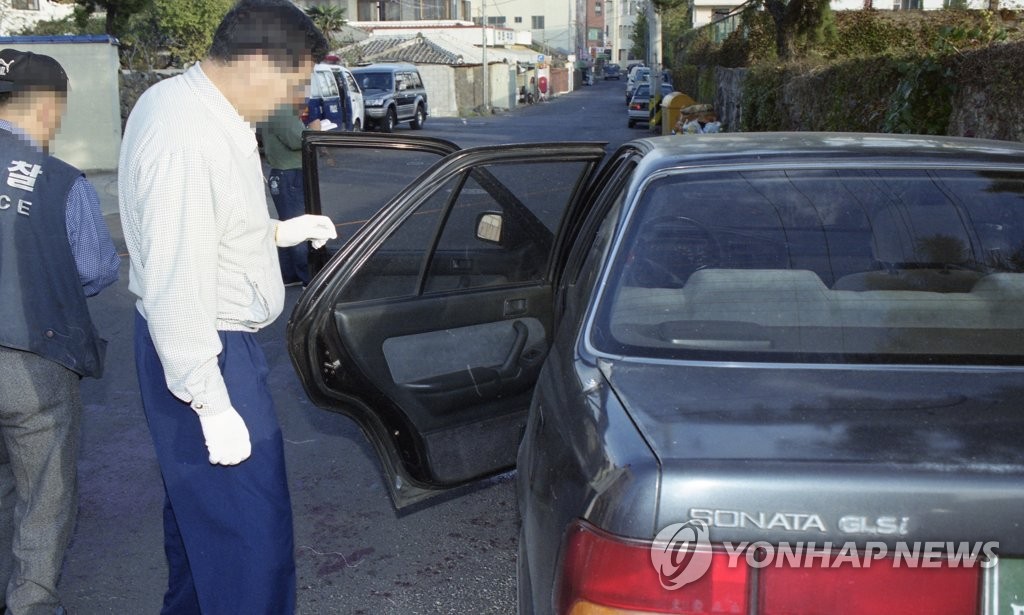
[345,72,360,93]
[558,156,637,321]
[336,175,454,303]
[422,160,591,294]
[410,72,423,88]
[318,71,339,97]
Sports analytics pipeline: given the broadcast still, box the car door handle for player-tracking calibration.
[498,321,529,379]
[504,298,528,317]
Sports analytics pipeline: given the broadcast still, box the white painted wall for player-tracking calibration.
[2,38,122,170]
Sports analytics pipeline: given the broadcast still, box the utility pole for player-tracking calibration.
[648,1,662,85]
[608,0,618,63]
[482,0,489,111]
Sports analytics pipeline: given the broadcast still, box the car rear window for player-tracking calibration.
[592,167,1024,364]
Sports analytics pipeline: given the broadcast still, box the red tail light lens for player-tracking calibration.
[558,520,748,615]
[557,520,983,615]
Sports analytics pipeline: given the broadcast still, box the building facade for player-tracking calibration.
[294,0,473,22]
[467,0,574,53]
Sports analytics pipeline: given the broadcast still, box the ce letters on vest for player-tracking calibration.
[1,160,40,217]
[0,195,32,216]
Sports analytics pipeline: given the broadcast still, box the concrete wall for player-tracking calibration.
[492,63,515,110]
[440,63,518,115]
[119,69,182,129]
[418,64,459,118]
[2,37,121,171]
[714,66,747,132]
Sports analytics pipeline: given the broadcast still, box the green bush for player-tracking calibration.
[741,64,786,131]
[882,54,957,135]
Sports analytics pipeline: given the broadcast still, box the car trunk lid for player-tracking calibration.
[600,359,1024,554]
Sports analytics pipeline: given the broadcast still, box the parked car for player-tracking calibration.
[289,132,1024,615]
[603,63,622,80]
[625,65,649,104]
[351,63,429,133]
[628,82,674,128]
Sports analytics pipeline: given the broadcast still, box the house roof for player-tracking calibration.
[338,32,540,67]
[343,35,462,65]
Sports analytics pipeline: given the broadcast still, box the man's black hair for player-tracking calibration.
[208,0,329,69]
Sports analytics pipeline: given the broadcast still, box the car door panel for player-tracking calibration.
[332,285,553,419]
[383,317,547,387]
[290,137,606,508]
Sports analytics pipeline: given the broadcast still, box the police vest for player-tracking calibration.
[0,129,106,378]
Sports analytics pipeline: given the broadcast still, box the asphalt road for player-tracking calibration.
[61,77,649,615]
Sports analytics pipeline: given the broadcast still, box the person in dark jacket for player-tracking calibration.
[263,103,320,286]
[0,48,119,615]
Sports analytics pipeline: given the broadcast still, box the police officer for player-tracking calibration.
[0,49,119,614]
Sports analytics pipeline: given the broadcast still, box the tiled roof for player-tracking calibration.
[341,35,464,65]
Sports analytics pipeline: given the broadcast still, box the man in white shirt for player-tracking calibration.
[118,2,335,613]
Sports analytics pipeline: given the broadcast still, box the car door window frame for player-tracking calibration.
[332,151,604,304]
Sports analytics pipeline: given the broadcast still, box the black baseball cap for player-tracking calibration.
[0,49,68,94]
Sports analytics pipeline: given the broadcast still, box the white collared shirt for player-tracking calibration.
[119,63,285,414]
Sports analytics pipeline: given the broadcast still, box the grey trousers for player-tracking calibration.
[0,346,80,615]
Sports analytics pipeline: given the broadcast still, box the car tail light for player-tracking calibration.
[557,520,981,615]
[558,521,748,615]
[629,103,643,111]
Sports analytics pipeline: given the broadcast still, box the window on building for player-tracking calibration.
[514,16,523,23]
[486,16,507,26]
[531,15,545,29]
[12,0,40,9]
[595,2,602,14]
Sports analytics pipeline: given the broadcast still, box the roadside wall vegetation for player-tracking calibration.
[672,8,1024,141]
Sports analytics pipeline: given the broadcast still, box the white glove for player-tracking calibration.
[198,408,252,465]
[276,214,337,249]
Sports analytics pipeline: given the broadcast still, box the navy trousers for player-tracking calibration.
[134,311,295,615]
[268,168,309,286]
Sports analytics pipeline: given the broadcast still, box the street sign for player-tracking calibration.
[538,54,545,63]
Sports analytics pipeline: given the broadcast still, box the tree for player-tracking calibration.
[631,9,649,61]
[305,4,346,48]
[150,0,234,65]
[306,5,346,34]
[660,2,691,70]
[74,0,150,38]
[17,13,105,36]
[761,0,834,60]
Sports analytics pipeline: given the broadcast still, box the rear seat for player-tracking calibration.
[611,270,1024,354]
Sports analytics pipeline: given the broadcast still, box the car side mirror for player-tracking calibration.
[476,212,504,245]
